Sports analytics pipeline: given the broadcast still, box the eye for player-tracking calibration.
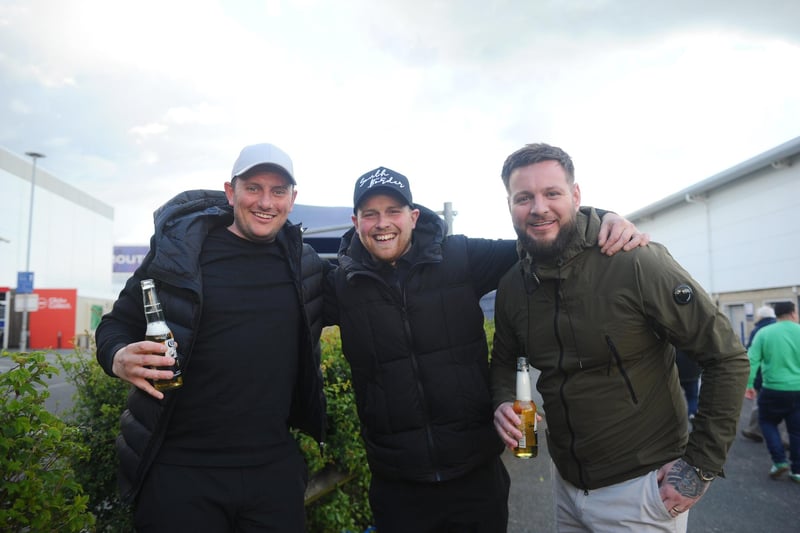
[513,194,532,205]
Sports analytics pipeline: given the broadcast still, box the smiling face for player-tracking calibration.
[224,170,297,242]
[352,192,419,265]
[507,160,581,259]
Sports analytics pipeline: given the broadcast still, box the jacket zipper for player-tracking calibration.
[400,266,442,481]
[554,279,589,492]
[349,263,441,480]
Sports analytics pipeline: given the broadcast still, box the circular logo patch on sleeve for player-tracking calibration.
[673,284,694,305]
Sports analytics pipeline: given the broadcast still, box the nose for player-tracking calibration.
[256,191,274,210]
[530,196,548,215]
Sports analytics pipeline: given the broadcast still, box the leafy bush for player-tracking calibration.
[298,326,372,532]
[0,351,95,532]
[58,339,134,532]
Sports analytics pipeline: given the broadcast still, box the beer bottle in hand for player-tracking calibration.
[141,279,183,391]
[513,356,537,458]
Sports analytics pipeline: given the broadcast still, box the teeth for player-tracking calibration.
[375,234,395,241]
[254,212,273,220]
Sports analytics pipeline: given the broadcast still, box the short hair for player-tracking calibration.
[774,301,796,317]
[501,143,575,190]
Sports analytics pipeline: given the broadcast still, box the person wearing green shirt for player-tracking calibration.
[745,301,800,483]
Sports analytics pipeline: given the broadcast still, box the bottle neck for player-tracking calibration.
[142,288,167,324]
[516,370,532,401]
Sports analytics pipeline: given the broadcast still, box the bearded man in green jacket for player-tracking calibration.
[490,143,749,533]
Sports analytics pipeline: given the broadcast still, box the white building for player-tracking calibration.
[628,136,800,344]
[1,146,115,349]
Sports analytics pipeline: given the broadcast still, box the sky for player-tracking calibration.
[1,0,799,244]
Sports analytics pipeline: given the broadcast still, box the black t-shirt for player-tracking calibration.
[158,226,300,466]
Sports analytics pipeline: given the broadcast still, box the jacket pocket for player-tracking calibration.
[605,335,638,404]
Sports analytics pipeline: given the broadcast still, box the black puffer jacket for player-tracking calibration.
[326,205,517,482]
[95,189,327,502]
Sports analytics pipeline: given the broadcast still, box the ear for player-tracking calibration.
[351,213,359,233]
[572,183,581,212]
[410,207,420,228]
[224,181,235,206]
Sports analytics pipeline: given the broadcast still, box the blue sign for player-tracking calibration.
[17,271,34,294]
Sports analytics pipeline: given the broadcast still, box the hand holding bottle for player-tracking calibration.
[111,340,180,400]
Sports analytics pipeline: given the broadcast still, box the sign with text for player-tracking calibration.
[28,289,77,349]
[17,271,34,294]
[15,293,38,312]
[113,246,150,273]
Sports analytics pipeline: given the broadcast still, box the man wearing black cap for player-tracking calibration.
[325,166,647,532]
[96,143,327,531]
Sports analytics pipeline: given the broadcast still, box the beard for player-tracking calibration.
[515,214,578,263]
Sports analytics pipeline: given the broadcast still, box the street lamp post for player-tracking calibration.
[19,151,45,352]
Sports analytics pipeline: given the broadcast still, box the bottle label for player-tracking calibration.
[165,338,177,359]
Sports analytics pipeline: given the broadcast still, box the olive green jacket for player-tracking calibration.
[490,209,748,490]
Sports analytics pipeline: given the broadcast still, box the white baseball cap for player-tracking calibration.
[231,143,296,185]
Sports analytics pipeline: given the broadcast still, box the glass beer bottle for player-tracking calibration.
[141,279,183,391]
[513,356,538,458]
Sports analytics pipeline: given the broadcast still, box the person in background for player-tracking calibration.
[490,142,749,533]
[744,301,800,482]
[676,348,701,420]
[324,165,648,533]
[741,305,781,443]
[95,143,327,532]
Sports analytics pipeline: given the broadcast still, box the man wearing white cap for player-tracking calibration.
[96,143,327,531]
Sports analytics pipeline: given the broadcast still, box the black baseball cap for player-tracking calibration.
[353,167,413,212]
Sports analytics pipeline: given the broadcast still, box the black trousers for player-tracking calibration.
[134,452,307,532]
[369,455,510,533]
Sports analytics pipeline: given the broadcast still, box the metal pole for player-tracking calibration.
[20,151,44,351]
[443,202,456,236]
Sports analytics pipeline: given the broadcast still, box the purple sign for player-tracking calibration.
[113,246,150,273]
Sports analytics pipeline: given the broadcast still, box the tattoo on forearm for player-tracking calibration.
[666,460,705,498]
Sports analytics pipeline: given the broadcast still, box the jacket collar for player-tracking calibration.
[149,189,303,290]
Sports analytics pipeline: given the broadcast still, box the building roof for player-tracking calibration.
[627,136,800,221]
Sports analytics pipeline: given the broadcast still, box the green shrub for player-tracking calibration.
[485,318,496,359]
[298,326,372,532]
[0,351,95,532]
[58,340,133,532]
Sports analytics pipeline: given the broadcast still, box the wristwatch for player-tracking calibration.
[692,465,716,483]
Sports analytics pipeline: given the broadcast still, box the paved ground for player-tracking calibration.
[503,385,800,532]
